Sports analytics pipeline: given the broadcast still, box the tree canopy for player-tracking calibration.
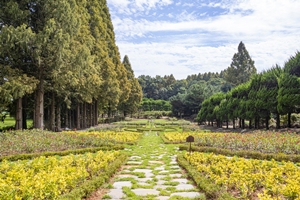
[224,41,257,86]
[0,0,141,130]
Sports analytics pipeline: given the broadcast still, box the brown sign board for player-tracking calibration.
[186,135,194,142]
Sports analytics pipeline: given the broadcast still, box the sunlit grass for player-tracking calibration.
[0,115,33,130]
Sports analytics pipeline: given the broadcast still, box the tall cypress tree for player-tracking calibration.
[101,1,131,113]
[87,0,120,115]
[224,41,257,86]
[0,1,39,129]
[119,55,143,116]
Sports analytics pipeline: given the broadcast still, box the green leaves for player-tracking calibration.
[224,41,257,86]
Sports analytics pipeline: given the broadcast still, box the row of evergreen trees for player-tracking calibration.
[197,51,300,129]
[0,0,142,130]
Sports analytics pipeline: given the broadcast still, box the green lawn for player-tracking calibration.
[0,116,33,130]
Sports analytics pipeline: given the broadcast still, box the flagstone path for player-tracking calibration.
[101,132,205,200]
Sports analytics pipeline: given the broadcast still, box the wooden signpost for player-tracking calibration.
[186,135,194,155]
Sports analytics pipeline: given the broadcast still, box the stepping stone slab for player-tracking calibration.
[153,185,169,190]
[116,174,137,179]
[170,166,180,169]
[158,170,169,174]
[156,180,166,185]
[137,182,152,187]
[149,160,164,164]
[170,161,177,165]
[106,189,125,199]
[156,175,166,180]
[156,197,169,200]
[133,169,154,177]
[136,178,152,182]
[170,192,204,198]
[173,179,188,184]
[170,173,182,178]
[113,181,132,189]
[127,161,142,165]
[176,183,195,190]
[130,156,141,160]
[132,189,160,196]
[154,166,165,170]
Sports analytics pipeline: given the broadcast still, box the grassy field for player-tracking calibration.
[0,116,33,130]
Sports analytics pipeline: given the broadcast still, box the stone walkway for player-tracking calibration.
[104,132,205,200]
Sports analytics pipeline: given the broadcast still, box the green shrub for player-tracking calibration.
[177,155,236,200]
[179,145,300,163]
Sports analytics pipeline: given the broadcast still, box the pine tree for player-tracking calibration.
[101,1,131,113]
[119,55,143,116]
[87,0,120,116]
[278,52,300,127]
[0,2,39,129]
[224,41,256,86]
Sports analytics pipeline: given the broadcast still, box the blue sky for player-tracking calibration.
[107,0,300,79]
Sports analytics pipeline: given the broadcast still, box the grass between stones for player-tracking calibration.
[103,131,205,200]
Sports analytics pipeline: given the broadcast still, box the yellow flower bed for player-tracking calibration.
[64,131,141,143]
[184,152,300,199]
[0,151,120,199]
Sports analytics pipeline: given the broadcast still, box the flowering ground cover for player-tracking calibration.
[0,129,140,157]
[184,152,300,199]
[164,131,300,154]
[0,151,122,199]
[65,130,141,144]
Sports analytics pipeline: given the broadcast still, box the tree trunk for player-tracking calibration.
[56,102,61,131]
[226,120,228,129]
[242,119,245,129]
[50,93,55,131]
[266,116,269,130]
[276,113,280,129]
[83,102,87,129]
[239,118,242,128]
[76,103,80,130]
[22,96,27,129]
[69,109,72,129]
[108,104,111,118]
[80,103,84,129]
[90,103,93,127]
[233,119,235,129]
[249,119,252,129]
[94,100,98,126]
[288,112,291,128]
[34,80,44,129]
[255,117,259,129]
[15,98,23,130]
[65,109,69,128]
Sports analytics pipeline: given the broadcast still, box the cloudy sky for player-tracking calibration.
[107,0,300,80]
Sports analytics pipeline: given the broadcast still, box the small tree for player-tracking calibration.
[224,41,256,86]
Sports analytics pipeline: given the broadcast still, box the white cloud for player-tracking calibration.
[108,0,300,79]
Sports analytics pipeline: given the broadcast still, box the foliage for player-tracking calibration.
[133,110,172,119]
[0,129,139,156]
[224,41,257,86]
[0,0,136,130]
[140,98,171,111]
[177,154,236,200]
[64,130,142,143]
[164,130,300,154]
[0,150,122,199]
[184,152,300,199]
[198,52,300,130]
[58,154,126,200]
